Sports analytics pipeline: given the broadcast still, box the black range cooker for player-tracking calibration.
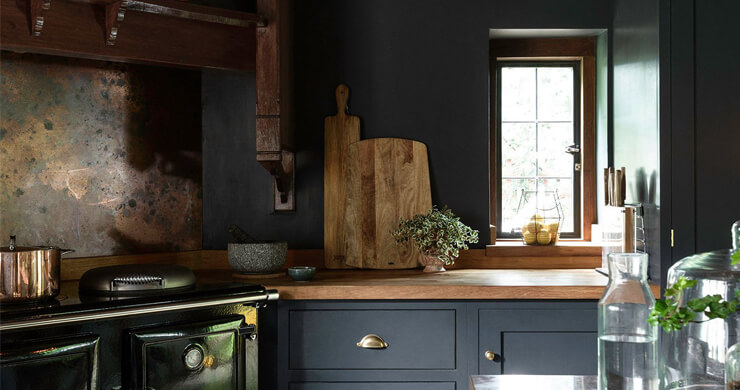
[0,265,277,390]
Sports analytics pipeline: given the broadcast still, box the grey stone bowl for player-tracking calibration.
[228,242,287,274]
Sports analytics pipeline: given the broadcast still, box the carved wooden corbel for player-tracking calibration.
[29,0,52,36]
[105,0,129,46]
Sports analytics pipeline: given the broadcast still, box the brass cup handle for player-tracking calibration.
[356,334,388,349]
[485,350,498,361]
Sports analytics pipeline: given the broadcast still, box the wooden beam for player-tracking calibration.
[1,0,256,71]
[256,0,294,211]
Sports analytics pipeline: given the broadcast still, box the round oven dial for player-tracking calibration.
[183,344,205,370]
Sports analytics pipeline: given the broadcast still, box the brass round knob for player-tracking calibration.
[484,350,498,361]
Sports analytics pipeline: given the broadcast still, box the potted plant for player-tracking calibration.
[392,206,479,272]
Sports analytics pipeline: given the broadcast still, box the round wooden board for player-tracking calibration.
[232,271,285,279]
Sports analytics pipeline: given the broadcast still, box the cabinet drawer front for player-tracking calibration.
[289,383,455,390]
[289,309,456,370]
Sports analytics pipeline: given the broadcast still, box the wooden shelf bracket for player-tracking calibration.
[29,0,52,36]
[257,150,295,212]
[105,0,129,45]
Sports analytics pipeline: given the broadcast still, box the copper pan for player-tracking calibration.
[0,236,74,303]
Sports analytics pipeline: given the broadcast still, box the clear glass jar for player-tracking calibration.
[726,343,740,390]
[598,252,658,390]
[662,221,740,389]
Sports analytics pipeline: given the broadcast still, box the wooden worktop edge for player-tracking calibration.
[61,248,601,280]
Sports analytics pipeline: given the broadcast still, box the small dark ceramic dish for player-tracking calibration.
[287,266,316,282]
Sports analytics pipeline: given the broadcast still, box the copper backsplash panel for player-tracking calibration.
[0,52,202,257]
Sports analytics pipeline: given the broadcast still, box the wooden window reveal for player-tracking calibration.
[490,37,596,241]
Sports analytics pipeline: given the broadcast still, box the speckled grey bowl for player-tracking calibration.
[228,242,287,274]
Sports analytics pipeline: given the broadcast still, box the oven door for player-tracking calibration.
[0,335,100,390]
[126,315,257,390]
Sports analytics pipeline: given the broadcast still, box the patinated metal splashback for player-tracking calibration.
[0,52,202,257]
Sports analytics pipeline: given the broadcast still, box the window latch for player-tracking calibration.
[565,144,581,155]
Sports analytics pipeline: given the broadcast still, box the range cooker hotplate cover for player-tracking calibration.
[79,264,196,296]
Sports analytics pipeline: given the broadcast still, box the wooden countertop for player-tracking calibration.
[195,268,632,300]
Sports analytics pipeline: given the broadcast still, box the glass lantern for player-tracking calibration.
[662,221,740,389]
[726,342,740,390]
[515,189,563,246]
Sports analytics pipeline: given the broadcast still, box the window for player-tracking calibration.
[490,38,596,241]
[497,61,581,237]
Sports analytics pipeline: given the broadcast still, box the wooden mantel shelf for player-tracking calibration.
[1,0,258,71]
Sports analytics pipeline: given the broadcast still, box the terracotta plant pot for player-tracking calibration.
[420,253,446,273]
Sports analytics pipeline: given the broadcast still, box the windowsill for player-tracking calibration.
[486,241,603,257]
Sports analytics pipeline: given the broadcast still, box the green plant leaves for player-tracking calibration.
[650,276,740,333]
[391,206,479,265]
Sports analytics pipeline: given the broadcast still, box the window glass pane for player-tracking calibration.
[501,178,536,234]
[501,123,536,177]
[501,67,536,121]
[537,122,574,177]
[537,67,573,121]
[538,178,574,233]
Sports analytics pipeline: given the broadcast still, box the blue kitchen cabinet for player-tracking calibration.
[274,300,598,390]
[474,302,598,376]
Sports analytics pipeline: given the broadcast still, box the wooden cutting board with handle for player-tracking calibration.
[344,138,432,269]
[324,84,361,268]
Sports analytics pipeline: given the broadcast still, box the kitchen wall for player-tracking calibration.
[0,52,203,257]
[610,0,662,280]
[669,0,740,258]
[202,0,611,249]
[690,1,740,252]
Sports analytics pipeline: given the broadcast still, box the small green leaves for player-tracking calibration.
[650,276,740,333]
[731,250,740,265]
[392,206,479,265]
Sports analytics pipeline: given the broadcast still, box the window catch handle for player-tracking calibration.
[565,144,581,155]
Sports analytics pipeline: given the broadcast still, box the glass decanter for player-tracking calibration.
[598,252,659,390]
[662,221,740,389]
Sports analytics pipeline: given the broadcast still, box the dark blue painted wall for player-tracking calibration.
[610,0,662,280]
[202,0,611,249]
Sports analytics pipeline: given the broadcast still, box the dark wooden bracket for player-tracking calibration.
[257,150,295,212]
[29,0,52,36]
[105,0,128,46]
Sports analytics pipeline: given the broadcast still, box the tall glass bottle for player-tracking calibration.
[598,252,658,390]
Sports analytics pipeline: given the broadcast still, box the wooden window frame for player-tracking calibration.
[490,37,596,241]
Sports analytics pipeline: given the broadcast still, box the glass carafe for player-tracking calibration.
[662,221,740,390]
[598,252,658,390]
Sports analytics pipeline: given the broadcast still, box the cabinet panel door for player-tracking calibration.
[478,308,597,375]
[0,335,100,390]
[289,383,455,390]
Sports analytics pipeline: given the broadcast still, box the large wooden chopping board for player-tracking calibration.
[344,138,432,269]
[324,84,361,269]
